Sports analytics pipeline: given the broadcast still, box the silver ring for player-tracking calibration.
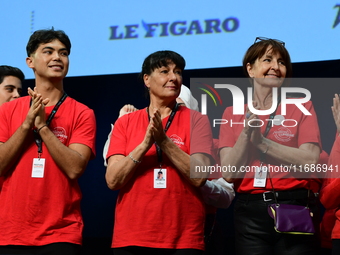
[246,112,251,119]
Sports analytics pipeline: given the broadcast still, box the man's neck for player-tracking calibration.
[34,78,64,106]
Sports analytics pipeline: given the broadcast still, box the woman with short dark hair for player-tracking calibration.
[106,50,213,255]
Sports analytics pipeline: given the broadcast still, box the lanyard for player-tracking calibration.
[147,103,179,166]
[32,93,68,157]
[260,96,281,163]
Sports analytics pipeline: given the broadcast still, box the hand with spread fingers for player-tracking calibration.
[332,93,340,135]
[119,104,138,118]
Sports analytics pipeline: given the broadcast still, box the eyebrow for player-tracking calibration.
[263,54,284,60]
[4,85,16,88]
[264,54,273,58]
[42,46,54,51]
[4,84,22,89]
[42,46,68,52]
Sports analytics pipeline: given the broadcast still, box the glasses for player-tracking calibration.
[254,37,285,47]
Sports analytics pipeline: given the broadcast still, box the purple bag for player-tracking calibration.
[268,203,315,235]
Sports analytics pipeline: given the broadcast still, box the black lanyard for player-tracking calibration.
[260,96,281,163]
[147,103,179,166]
[32,93,68,157]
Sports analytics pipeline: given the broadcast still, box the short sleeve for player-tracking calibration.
[218,107,237,149]
[107,115,128,159]
[190,110,213,157]
[68,108,97,158]
[297,101,321,148]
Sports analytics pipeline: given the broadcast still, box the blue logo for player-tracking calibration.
[109,17,240,40]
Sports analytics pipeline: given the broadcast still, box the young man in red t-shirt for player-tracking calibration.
[0,28,96,255]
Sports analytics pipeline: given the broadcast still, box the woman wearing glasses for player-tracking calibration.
[219,37,321,254]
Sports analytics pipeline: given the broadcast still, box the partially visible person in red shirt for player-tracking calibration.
[0,65,24,194]
[320,93,340,255]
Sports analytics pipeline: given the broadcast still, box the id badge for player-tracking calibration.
[253,165,267,187]
[32,158,45,178]
[154,168,166,188]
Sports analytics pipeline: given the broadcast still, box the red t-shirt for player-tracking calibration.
[219,101,321,194]
[320,135,340,239]
[0,96,96,246]
[107,106,213,250]
[0,177,3,193]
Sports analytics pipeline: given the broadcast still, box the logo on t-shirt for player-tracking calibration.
[273,127,294,142]
[52,127,68,143]
[169,134,184,148]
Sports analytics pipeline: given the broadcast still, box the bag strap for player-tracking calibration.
[262,95,311,207]
[268,173,278,204]
[259,96,281,163]
[267,150,311,207]
[268,176,311,207]
[259,96,279,205]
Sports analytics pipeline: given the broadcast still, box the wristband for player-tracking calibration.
[37,124,48,133]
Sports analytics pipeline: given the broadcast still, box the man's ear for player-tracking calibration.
[26,56,34,69]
